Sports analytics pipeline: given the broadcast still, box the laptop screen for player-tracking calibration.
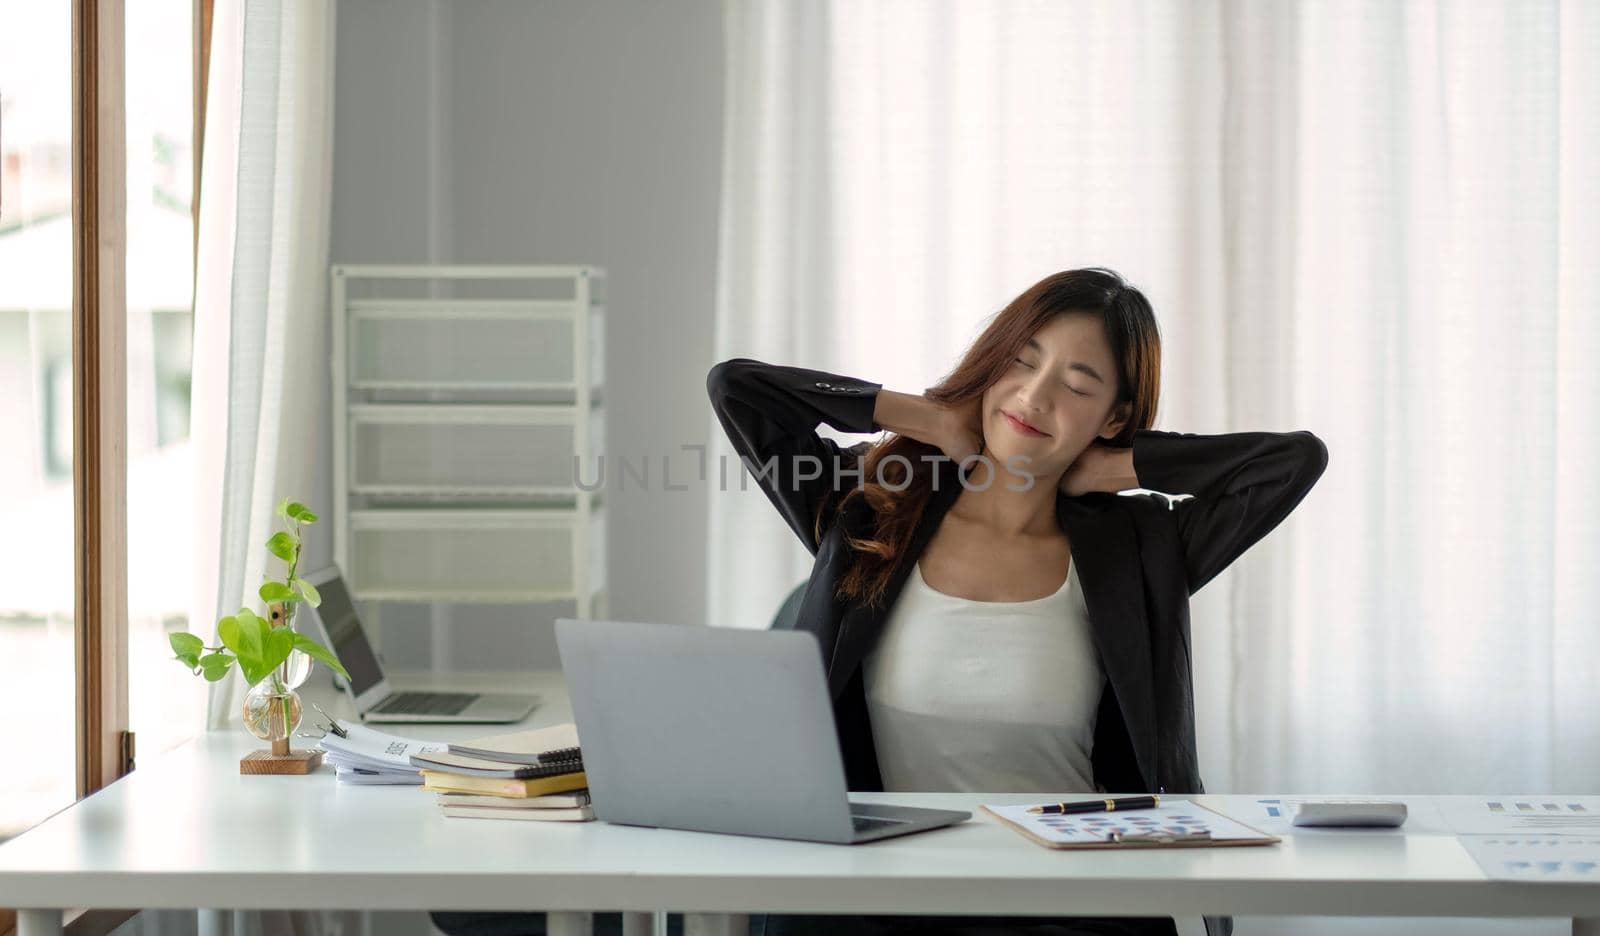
[315,574,384,696]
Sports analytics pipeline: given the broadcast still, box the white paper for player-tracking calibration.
[322,748,397,772]
[984,800,1273,846]
[1437,797,1600,834]
[334,766,424,786]
[324,749,424,777]
[317,723,448,774]
[1459,834,1600,882]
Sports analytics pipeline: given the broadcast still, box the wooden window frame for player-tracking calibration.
[74,0,130,806]
[1,1,211,933]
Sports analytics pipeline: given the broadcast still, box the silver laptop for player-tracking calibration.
[554,617,971,844]
[299,566,537,724]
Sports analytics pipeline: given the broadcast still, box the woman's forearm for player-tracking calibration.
[1095,447,1141,493]
[1060,443,1142,496]
[872,389,946,447]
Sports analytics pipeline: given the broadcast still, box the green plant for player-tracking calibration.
[169,499,351,692]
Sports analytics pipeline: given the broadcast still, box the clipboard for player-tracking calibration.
[982,800,1280,850]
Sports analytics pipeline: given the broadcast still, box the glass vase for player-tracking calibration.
[242,679,303,754]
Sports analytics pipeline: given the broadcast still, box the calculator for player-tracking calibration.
[1290,801,1408,827]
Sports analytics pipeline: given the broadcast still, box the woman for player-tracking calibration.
[707,268,1329,936]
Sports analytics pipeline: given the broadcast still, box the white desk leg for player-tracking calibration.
[1573,919,1600,936]
[197,908,232,936]
[16,909,64,936]
[548,911,594,936]
[621,911,656,936]
[684,913,748,936]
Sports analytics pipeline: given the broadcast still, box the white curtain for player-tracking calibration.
[131,0,350,934]
[191,0,335,734]
[711,0,1600,804]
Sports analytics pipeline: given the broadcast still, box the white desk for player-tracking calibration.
[2,670,1598,936]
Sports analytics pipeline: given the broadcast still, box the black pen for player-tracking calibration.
[1027,795,1161,815]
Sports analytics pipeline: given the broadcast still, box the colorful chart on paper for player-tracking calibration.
[1437,797,1600,834]
[1459,834,1600,882]
[982,800,1279,849]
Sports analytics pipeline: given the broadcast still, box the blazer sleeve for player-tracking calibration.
[1131,428,1329,596]
[706,357,883,555]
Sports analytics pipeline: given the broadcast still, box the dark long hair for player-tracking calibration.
[820,268,1163,610]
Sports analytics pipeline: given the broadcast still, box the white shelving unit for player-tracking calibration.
[331,264,608,623]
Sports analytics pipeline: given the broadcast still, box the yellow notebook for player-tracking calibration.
[421,769,588,798]
[441,805,595,822]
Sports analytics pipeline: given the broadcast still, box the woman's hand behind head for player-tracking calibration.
[932,395,985,466]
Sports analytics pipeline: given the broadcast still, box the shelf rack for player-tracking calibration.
[331,264,608,619]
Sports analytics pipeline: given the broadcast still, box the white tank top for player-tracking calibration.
[861,558,1105,794]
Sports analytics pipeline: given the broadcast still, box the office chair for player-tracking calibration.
[770,581,808,632]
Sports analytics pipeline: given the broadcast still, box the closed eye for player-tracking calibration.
[1017,358,1089,396]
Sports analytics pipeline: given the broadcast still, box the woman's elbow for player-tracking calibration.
[1294,430,1330,485]
[705,357,764,404]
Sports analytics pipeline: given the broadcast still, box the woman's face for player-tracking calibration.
[979,313,1130,483]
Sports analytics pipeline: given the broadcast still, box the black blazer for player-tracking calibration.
[708,358,1328,936]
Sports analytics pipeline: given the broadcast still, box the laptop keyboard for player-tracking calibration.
[372,691,479,715]
[852,815,909,833]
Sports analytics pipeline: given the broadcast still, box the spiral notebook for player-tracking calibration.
[409,749,583,778]
[409,723,583,778]
[447,723,582,765]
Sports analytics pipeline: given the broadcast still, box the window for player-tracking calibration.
[2,9,206,935]
[0,0,78,848]
[126,0,205,773]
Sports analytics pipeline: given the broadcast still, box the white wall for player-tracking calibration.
[183,5,1573,936]
[328,0,724,670]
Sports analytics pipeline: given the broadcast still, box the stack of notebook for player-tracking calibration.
[409,723,594,822]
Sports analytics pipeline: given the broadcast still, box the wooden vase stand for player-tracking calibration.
[239,738,324,775]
